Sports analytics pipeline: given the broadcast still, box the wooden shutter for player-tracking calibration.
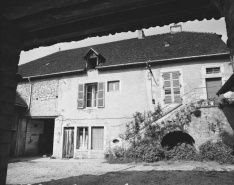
[92,127,104,150]
[163,72,172,104]
[163,71,181,104]
[97,82,105,107]
[172,71,181,103]
[77,84,84,108]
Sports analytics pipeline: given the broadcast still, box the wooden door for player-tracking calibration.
[206,78,222,99]
[63,127,74,158]
[92,127,104,150]
[25,120,44,155]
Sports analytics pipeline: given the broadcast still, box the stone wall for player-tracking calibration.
[158,105,234,149]
[17,78,59,117]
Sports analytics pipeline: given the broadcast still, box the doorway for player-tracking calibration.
[38,119,55,156]
[206,78,222,100]
[25,118,55,156]
[63,127,74,158]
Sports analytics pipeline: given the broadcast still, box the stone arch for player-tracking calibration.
[161,131,195,149]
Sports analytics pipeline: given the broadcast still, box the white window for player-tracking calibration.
[86,84,97,107]
[163,71,181,104]
[108,81,120,91]
[206,67,220,74]
[77,82,105,108]
[76,127,104,150]
[76,127,88,149]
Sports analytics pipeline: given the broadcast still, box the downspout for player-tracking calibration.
[146,61,158,105]
[15,77,33,157]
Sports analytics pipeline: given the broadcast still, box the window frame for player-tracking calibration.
[206,67,221,74]
[107,80,120,92]
[85,83,98,108]
[76,127,89,150]
[160,69,183,105]
[91,126,104,150]
[77,82,105,109]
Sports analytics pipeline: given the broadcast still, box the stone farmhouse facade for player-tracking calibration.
[15,30,234,159]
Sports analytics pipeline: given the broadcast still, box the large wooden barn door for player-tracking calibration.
[25,120,44,155]
[63,127,74,158]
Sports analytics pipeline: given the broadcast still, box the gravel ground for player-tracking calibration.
[6,157,234,185]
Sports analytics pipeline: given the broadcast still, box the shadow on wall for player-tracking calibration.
[30,170,234,185]
[161,131,195,149]
[221,105,234,132]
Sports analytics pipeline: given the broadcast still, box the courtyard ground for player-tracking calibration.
[6,157,234,185]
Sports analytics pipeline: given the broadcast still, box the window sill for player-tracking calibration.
[85,107,98,109]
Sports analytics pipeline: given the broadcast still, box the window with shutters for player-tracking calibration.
[77,82,105,108]
[163,71,181,104]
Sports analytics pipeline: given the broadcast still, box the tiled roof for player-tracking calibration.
[15,92,28,107]
[18,32,229,77]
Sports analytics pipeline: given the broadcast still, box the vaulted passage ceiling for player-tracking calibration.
[1,0,221,51]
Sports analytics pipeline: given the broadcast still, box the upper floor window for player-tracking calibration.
[77,82,105,108]
[206,67,220,74]
[108,81,120,91]
[163,71,181,104]
[86,84,97,107]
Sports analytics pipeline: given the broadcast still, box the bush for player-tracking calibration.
[199,140,234,164]
[164,143,197,161]
[125,139,165,162]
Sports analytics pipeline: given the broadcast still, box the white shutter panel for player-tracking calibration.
[97,82,105,107]
[92,127,104,149]
[163,72,172,104]
[77,84,85,108]
[172,71,181,103]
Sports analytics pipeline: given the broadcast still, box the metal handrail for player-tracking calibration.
[162,86,224,109]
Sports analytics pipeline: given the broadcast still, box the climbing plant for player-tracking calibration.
[120,102,201,145]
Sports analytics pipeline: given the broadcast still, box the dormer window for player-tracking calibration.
[83,48,106,70]
[88,56,98,70]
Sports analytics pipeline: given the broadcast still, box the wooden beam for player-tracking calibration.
[9,0,175,31]
[22,5,218,50]
[1,0,90,19]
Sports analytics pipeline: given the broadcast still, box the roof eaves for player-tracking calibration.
[96,52,230,69]
[22,69,85,79]
[21,52,230,78]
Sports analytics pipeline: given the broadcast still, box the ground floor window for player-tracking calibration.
[92,127,104,150]
[76,127,89,149]
[76,126,104,150]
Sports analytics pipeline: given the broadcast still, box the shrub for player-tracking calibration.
[125,139,165,162]
[199,140,234,164]
[164,143,197,161]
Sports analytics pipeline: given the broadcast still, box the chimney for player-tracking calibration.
[170,24,182,34]
[138,30,145,39]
